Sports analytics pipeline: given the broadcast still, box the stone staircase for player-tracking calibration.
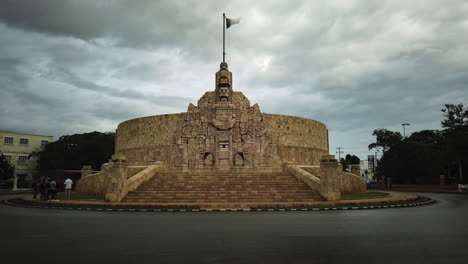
[121,171,322,205]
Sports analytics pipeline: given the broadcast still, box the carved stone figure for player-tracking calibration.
[169,62,279,170]
[234,153,244,167]
[204,153,214,167]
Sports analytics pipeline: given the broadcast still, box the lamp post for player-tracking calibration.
[402,123,410,137]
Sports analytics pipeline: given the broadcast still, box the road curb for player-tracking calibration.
[3,197,436,212]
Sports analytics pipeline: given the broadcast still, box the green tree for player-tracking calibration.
[0,154,15,188]
[38,131,115,172]
[379,130,445,184]
[368,129,403,153]
[340,154,360,172]
[441,104,468,184]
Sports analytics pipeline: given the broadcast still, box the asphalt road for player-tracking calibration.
[1,192,467,264]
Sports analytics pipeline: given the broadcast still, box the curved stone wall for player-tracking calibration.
[115,112,329,168]
[263,114,328,150]
[115,113,184,165]
[263,114,329,166]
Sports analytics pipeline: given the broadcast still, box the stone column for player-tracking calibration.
[320,154,341,201]
[105,154,128,203]
[12,174,18,191]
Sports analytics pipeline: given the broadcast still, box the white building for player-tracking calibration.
[0,131,53,189]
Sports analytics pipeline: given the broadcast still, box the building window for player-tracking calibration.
[40,140,49,148]
[18,156,28,165]
[20,138,29,145]
[4,137,13,145]
[4,155,12,164]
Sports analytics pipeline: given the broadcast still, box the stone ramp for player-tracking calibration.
[121,172,322,204]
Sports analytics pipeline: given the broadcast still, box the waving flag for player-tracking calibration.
[226,17,240,28]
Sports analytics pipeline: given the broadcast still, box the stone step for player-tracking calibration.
[149,179,301,183]
[140,185,309,189]
[137,189,312,193]
[161,172,290,176]
[154,174,294,178]
[146,180,306,183]
[143,185,307,189]
[123,198,318,204]
[130,189,315,194]
[122,171,321,204]
[126,193,320,198]
[127,193,318,198]
[124,190,321,196]
[125,197,321,201]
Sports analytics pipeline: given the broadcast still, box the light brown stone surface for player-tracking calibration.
[341,172,367,194]
[23,192,419,209]
[115,62,329,170]
[76,170,107,196]
[319,156,341,201]
[287,156,367,201]
[77,61,367,202]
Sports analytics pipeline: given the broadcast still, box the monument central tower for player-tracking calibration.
[170,61,277,170]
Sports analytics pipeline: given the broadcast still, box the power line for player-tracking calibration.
[336,147,344,160]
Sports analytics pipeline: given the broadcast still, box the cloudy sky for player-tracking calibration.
[1,0,467,159]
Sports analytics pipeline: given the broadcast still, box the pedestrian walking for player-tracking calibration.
[41,177,49,201]
[48,178,57,200]
[32,179,40,199]
[64,177,73,200]
[42,178,50,201]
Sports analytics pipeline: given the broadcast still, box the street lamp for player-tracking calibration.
[402,123,410,137]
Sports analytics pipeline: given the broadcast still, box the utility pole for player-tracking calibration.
[336,147,344,161]
[402,123,410,137]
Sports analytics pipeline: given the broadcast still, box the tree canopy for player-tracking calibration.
[370,104,467,184]
[38,131,115,172]
[0,154,14,180]
[340,154,360,172]
[368,129,402,153]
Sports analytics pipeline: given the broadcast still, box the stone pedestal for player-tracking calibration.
[320,155,341,201]
[105,155,128,202]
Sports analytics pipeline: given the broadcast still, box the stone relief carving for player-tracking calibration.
[234,153,244,167]
[170,62,277,170]
[204,153,214,167]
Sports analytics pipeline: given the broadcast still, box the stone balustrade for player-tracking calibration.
[286,163,321,192]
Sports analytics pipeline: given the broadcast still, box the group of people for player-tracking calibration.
[32,176,73,201]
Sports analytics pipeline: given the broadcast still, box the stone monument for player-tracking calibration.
[77,61,366,203]
[115,62,329,171]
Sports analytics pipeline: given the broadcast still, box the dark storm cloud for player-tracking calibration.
[0,0,467,158]
[0,0,222,58]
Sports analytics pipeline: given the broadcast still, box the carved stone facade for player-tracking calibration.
[79,62,368,202]
[115,62,329,171]
[170,62,277,170]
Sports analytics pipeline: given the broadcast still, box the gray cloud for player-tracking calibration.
[0,0,467,159]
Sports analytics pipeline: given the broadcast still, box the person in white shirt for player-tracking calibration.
[64,177,73,200]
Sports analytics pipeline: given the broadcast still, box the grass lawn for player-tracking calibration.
[341,191,389,200]
[56,192,105,201]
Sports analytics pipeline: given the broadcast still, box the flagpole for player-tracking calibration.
[223,13,225,62]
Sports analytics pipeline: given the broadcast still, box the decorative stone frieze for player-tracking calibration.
[115,62,329,170]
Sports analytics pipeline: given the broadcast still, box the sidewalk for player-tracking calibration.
[6,192,433,210]
[0,189,33,195]
[370,186,468,195]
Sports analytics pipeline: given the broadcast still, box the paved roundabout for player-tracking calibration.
[4,191,434,211]
[1,192,467,263]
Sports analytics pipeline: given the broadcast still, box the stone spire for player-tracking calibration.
[215,62,233,103]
